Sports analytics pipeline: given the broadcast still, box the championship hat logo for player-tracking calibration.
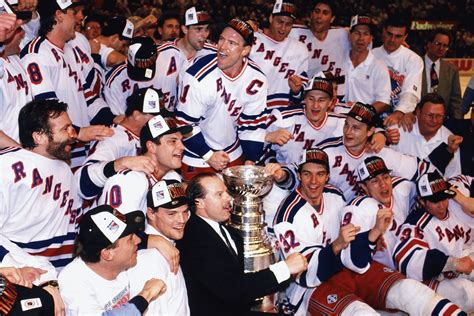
[106,220,120,233]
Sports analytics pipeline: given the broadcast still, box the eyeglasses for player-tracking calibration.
[423,113,444,120]
[431,41,449,49]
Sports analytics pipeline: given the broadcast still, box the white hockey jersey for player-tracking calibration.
[268,107,345,164]
[0,147,81,271]
[75,123,141,200]
[272,185,346,316]
[0,55,32,142]
[393,205,472,282]
[317,136,437,201]
[250,32,309,112]
[340,177,417,270]
[372,45,423,113]
[289,25,349,80]
[175,54,268,166]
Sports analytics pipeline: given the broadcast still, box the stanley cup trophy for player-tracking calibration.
[222,165,278,312]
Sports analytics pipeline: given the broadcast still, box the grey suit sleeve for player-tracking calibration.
[448,64,463,119]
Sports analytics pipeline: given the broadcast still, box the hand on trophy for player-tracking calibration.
[285,252,308,275]
[264,163,287,183]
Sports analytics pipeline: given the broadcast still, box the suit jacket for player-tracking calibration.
[176,214,287,316]
[422,58,463,119]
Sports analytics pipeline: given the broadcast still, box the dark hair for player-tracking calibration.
[139,134,161,154]
[38,9,62,37]
[312,0,336,16]
[383,14,411,34]
[18,99,68,149]
[158,11,180,28]
[75,239,118,263]
[186,173,219,213]
[427,28,452,44]
[83,14,103,29]
[415,93,446,111]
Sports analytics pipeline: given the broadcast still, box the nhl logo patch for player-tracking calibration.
[327,294,338,304]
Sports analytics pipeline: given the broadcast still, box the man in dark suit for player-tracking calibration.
[421,28,463,120]
[176,173,308,316]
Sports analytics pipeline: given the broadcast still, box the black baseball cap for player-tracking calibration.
[227,18,254,46]
[305,75,333,98]
[272,0,297,20]
[417,171,456,203]
[357,156,391,181]
[298,148,330,171]
[147,180,189,210]
[347,102,380,127]
[140,114,192,149]
[78,205,145,255]
[103,16,134,40]
[127,36,158,81]
[126,87,163,116]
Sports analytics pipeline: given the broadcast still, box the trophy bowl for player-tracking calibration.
[222,165,274,198]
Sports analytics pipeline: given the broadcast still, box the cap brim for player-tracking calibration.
[159,196,189,209]
[162,125,193,137]
[425,189,456,203]
[361,168,391,182]
[120,210,145,238]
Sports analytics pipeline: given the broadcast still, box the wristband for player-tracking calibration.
[40,280,59,289]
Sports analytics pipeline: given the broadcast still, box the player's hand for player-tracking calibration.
[332,224,360,254]
[148,235,179,274]
[367,132,386,153]
[18,267,46,286]
[137,14,158,29]
[0,266,44,288]
[264,162,287,183]
[399,112,416,132]
[383,111,403,128]
[43,285,65,316]
[284,252,308,275]
[114,156,158,175]
[139,278,167,303]
[369,208,393,242]
[206,151,230,171]
[455,256,474,274]
[447,134,463,153]
[265,129,293,145]
[375,235,387,252]
[89,39,101,54]
[0,13,21,42]
[288,75,303,94]
[385,125,400,144]
[77,125,114,142]
[451,186,474,217]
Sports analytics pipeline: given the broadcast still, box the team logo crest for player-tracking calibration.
[327,294,338,304]
[106,220,120,233]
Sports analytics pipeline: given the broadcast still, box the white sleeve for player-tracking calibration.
[396,54,423,113]
[373,61,391,105]
[21,52,58,99]
[101,172,148,214]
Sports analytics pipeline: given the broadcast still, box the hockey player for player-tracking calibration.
[20,0,114,168]
[288,0,349,82]
[393,172,474,312]
[249,0,309,114]
[316,102,459,201]
[104,35,181,113]
[273,148,464,315]
[343,15,391,114]
[341,156,417,270]
[76,87,163,201]
[0,99,82,314]
[0,15,31,147]
[372,14,423,129]
[175,18,267,179]
[157,6,216,109]
[97,114,192,214]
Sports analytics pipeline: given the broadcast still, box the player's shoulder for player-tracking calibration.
[391,176,411,188]
[292,24,310,30]
[105,62,127,87]
[20,36,48,58]
[246,58,266,77]
[323,183,346,202]
[202,42,217,52]
[280,104,305,118]
[274,190,306,225]
[449,174,472,194]
[327,112,347,120]
[404,207,433,228]
[347,195,376,208]
[316,136,343,149]
[157,40,180,54]
[185,53,218,81]
[0,146,23,158]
